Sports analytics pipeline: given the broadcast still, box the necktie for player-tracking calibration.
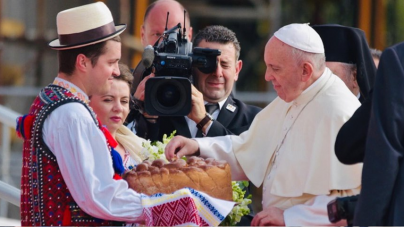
[205,103,219,115]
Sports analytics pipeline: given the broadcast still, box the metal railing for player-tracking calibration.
[0,104,21,218]
[0,181,19,207]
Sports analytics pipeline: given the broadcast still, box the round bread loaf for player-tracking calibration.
[123,156,233,201]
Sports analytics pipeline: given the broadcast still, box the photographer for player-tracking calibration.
[128,24,261,141]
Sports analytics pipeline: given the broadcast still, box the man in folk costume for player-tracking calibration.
[16,2,144,225]
[165,23,363,226]
[16,2,234,226]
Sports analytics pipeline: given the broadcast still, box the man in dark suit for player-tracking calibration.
[131,25,261,141]
[354,41,404,226]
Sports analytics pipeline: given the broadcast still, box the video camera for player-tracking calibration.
[138,12,221,116]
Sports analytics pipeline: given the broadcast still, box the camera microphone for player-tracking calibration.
[142,45,155,68]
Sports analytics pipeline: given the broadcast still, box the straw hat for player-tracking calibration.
[49,2,126,50]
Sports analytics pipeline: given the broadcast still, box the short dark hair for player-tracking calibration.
[115,63,134,89]
[193,25,241,60]
[58,36,121,75]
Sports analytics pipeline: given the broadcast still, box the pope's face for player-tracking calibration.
[264,37,304,102]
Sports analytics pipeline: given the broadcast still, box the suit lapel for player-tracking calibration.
[216,96,238,127]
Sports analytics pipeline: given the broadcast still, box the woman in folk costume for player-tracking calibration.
[90,63,146,173]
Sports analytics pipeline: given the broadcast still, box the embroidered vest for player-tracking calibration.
[18,85,122,226]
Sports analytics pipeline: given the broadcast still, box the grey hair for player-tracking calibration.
[370,48,382,60]
[290,47,326,71]
[338,62,357,81]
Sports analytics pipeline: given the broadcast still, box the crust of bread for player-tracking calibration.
[123,157,232,201]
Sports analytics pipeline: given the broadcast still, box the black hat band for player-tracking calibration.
[58,21,116,46]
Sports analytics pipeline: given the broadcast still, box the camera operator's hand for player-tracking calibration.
[251,206,285,226]
[134,74,155,101]
[133,74,158,122]
[187,85,207,123]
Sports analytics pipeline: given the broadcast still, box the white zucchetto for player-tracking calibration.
[274,23,324,54]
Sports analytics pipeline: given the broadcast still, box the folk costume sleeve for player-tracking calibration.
[43,103,144,222]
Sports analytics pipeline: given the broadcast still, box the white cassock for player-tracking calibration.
[195,68,363,226]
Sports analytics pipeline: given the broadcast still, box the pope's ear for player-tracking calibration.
[301,62,313,82]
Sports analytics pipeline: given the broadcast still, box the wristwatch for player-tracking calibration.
[196,113,213,131]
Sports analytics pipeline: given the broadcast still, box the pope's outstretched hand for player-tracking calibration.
[165,136,200,161]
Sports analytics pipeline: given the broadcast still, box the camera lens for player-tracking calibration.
[156,83,181,107]
[145,77,191,116]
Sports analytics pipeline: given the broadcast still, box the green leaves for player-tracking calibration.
[221,181,252,226]
[141,131,177,162]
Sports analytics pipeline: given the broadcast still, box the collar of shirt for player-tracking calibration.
[204,97,228,114]
[53,77,89,103]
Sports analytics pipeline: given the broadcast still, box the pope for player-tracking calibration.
[165,23,363,226]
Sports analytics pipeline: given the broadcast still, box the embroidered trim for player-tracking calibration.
[22,84,122,226]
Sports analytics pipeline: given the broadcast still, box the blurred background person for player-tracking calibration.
[312,24,376,104]
[370,48,382,68]
[140,0,192,47]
